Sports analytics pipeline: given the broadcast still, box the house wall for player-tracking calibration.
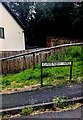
[0,3,25,51]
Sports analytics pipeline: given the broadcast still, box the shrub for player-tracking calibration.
[53,96,65,108]
[2,79,11,86]
[21,107,33,115]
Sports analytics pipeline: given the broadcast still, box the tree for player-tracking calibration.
[8,2,83,48]
[72,2,83,39]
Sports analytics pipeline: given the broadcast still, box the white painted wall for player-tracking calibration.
[0,3,25,51]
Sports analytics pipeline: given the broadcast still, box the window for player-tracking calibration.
[0,27,4,38]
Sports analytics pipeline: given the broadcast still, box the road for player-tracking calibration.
[1,83,83,109]
[25,105,83,119]
[2,106,83,119]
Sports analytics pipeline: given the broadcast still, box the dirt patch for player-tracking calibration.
[0,84,41,94]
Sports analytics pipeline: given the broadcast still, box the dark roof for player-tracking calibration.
[2,2,26,30]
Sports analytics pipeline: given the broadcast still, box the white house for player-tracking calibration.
[0,2,26,51]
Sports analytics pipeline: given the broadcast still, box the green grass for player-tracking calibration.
[21,107,33,115]
[0,46,83,90]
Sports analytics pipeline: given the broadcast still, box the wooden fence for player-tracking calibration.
[0,43,83,75]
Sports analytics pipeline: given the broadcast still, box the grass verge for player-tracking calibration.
[0,46,83,92]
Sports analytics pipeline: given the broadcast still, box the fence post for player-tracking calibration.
[0,60,3,76]
[70,61,73,81]
[61,47,65,60]
[41,62,43,87]
[51,48,55,55]
[33,53,35,69]
[23,55,26,69]
[44,53,47,62]
[39,53,42,63]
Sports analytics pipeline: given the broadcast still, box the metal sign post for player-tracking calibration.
[41,61,73,87]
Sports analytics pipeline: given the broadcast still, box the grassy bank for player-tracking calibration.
[0,46,83,91]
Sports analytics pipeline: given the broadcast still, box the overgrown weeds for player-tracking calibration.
[21,107,33,115]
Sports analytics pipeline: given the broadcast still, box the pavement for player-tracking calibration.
[24,105,83,119]
[2,106,83,119]
[1,83,82,110]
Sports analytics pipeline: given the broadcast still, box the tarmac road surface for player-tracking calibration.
[2,106,83,120]
[1,83,83,109]
[24,105,83,119]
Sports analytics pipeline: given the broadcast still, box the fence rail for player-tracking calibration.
[0,42,83,75]
[0,42,83,61]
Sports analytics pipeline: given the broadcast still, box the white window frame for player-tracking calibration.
[0,27,4,38]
